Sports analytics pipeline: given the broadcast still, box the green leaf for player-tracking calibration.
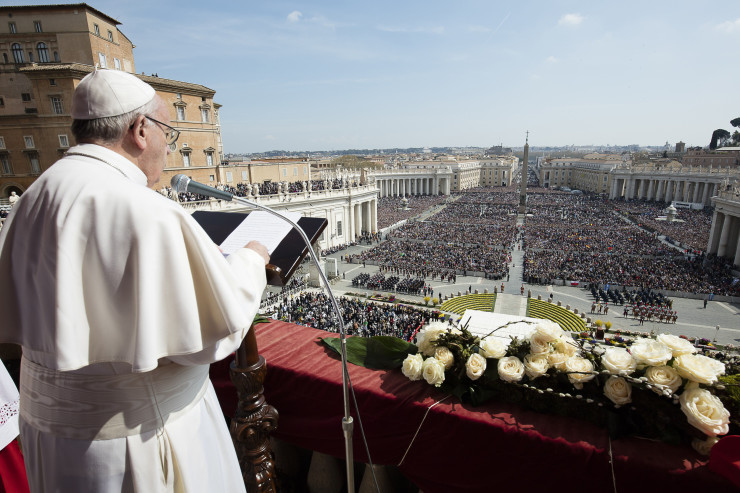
[320,336,417,369]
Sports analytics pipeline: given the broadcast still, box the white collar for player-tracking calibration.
[66,144,148,187]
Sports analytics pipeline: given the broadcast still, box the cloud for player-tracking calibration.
[546,56,558,63]
[377,25,445,35]
[307,14,336,29]
[558,13,584,27]
[716,18,740,33]
[287,11,302,23]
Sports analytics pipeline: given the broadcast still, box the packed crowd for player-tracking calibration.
[351,273,427,294]
[159,178,366,203]
[612,200,713,253]
[273,293,439,340]
[355,240,510,279]
[364,189,519,278]
[322,241,360,256]
[260,277,307,310]
[376,195,447,229]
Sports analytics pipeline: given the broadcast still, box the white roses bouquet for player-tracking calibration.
[395,322,737,455]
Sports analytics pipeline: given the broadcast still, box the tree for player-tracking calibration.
[709,129,731,150]
[730,117,740,128]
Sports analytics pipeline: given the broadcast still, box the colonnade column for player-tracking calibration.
[371,199,377,233]
[656,180,665,201]
[354,203,362,238]
[363,201,370,234]
[717,215,732,257]
[692,182,701,203]
[708,210,723,254]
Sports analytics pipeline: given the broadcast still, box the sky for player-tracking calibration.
[23,0,740,152]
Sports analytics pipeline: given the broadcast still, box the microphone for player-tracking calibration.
[171,174,234,202]
[170,174,361,489]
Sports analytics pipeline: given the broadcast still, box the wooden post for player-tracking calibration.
[230,325,279,492]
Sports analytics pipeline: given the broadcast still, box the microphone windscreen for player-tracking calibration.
[171,174,190,194]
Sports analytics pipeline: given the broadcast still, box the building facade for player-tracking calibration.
[219,159,311,186]
[682,148,740,168]
[371,156,517,197]
[537,154,624,193]
[0,3,223,198]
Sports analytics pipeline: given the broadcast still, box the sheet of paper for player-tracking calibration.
[219,210,302,255]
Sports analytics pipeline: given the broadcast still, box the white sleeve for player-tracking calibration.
[166,248,267,366]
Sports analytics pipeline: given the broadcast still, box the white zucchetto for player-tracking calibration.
[72,68,156,120]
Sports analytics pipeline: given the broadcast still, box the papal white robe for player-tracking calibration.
[0,144,267,492]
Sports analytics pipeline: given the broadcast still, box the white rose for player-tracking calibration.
[534,321,564,342]
[547,351,569,371]
[657,334,697,357]
[416,324,447,357]
[603,376,632,406]
[465,353,487,381]
[479,337,507,359]
[565,356,595,389]
[553,335,578,356]
[679,387,730,437]
[422,357,446,387]
[601,347,637,376]
[673,354,725,385]
[434,346,455,370]
[629,339,673,367]
[497,356,525,383]
[645,365,682,394]
[401,353,424,381]
[691,436,720,456]
[524,353,550,379]
[530,332,553,355]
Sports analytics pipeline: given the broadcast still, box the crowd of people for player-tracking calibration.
[376,195,447,229]
[355,240,510,280]
[519,190,739,297]
[351,272,427,294]
[273,292,440,340]
[159,178,367,203]
[612,200,713,253]
[260,277,308,310]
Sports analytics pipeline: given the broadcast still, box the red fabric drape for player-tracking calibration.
[211,320,736,493]
[0,441,29,493]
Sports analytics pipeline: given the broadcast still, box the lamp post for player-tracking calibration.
[714,325,720,342]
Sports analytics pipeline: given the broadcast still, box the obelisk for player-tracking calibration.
[518,131,529,214]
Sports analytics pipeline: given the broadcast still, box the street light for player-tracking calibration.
[714,325,720,342]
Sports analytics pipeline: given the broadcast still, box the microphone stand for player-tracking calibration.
[172,176,355,493]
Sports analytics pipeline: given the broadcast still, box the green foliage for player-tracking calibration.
[716,374,740,435]
[320,336,416,369]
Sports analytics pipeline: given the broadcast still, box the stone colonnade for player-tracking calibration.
[377,175,451,197]
[708,194,740,266]
[349,198,377,238]
[609,175,722,206]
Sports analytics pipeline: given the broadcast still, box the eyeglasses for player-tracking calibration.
[145,116,180,145]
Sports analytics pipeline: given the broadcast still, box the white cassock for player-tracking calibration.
[0,144,267,492]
